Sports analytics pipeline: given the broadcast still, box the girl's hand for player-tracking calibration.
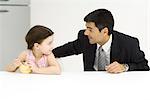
[24,60,37,67]
[12,59,22,68]
[24,60,38,73]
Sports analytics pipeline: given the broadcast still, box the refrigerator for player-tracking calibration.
[0,0,30,70]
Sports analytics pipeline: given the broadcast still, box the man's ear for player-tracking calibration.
[102,27,109,36]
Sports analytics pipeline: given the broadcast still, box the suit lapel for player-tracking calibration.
[110,32,121,63]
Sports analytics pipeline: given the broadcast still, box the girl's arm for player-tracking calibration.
[5,51,27,72]
[32,52,61,75]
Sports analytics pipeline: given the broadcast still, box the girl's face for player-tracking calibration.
[38,35,54,55]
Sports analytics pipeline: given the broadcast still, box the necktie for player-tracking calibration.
[98,47,108,71]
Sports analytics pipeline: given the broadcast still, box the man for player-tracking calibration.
[52,9,149,73]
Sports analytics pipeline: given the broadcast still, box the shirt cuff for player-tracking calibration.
[123,64,129,72]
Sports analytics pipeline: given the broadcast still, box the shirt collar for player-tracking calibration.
[97,34,112,52]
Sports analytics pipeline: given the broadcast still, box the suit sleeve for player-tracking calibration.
[128,38,149,71]
[52,30,85,58]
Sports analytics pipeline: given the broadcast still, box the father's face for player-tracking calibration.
[84,22,106,45]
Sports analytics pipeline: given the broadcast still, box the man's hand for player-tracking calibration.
[105,61,126,74]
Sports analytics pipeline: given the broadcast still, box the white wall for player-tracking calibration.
[31,0,150,71]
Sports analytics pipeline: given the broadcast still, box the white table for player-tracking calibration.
[0,71,150,100]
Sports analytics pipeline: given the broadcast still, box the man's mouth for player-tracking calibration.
[88,36,92,40]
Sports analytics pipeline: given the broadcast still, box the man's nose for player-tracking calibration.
[84,30,89,36]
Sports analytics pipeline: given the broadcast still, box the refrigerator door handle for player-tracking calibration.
[0,9,9,13]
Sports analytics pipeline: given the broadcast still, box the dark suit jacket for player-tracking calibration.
[52,30,149,71]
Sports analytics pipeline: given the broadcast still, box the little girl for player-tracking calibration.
[5,25,61,75]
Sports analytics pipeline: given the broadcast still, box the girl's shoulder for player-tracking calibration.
[17,50,29,62]
[20,50,30,56]
[46,52,57,63]
[19,50,33,58]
